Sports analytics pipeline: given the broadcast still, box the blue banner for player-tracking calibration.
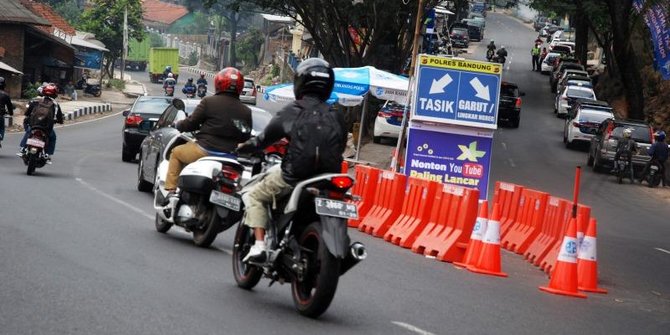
[634,0,670,80]
[425,9,436,34]
[406,126,493,200]
[74,47,103,70]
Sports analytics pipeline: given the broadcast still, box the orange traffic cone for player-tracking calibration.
[539,217,587,298]
[455,200,488,268]
[577,218,608,293]
[467,203,508,277]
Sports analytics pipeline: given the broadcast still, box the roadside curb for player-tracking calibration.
[4,102,113,129]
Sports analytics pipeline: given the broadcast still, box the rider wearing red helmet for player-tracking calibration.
[18,84,64,161]
[164,67,252,195]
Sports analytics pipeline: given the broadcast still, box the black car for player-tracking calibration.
[136,98,272,191]
[550,62,584,93]
[497,82,525,128]
[450,27,470,48]
[122,96,174,162]
[587,118,653,173]
[466,24,484,41]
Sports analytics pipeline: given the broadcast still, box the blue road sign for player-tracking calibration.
[412,54,503,129]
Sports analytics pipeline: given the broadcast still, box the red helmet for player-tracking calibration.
[214,67,244,95]
[42,84,58,97]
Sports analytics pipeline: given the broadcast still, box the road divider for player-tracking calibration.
[384,178,439,248]
[500,188,548,254]
[348,165,380,228]
[358,170,406,237]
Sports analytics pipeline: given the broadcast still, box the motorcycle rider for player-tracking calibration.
[236,58,347,262]
[163,67,252,199]
[611,128,638,176]
[639,130,668,186]
[182,78,196,96]
[486,40,496,61]
[163,73,176,95]
[496,46,508,64]
[18,84,64,162]
[197,73,208,87]
[163,66,172,80]
[0,76,15,148]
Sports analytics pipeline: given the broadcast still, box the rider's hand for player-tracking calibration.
[236,138,259,155]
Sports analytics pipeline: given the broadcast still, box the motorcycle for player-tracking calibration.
[614,154,634,184]
[486,49,495,61]
[493,55,506,65]
[153,133,247,247]
[22,127,49,175]
[197,84,207,98]
[643,160,664,187]
[83,83,102,97]
[183,86,196,99]
[232,166,366,318]
[164,86,175,97]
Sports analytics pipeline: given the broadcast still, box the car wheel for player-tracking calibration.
[122,147,135,162]
[137,156,153,192]
[587,150,594,167]
[563,132,568,144]
[373,136,382,144]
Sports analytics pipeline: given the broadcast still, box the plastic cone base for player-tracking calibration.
[467,265,508,277]
[578,286,608,294]
[539,285,587,298]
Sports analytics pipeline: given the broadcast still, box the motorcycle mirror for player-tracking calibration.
[122,109,131,117]
[172,98,185,111]
[175,110,188,122]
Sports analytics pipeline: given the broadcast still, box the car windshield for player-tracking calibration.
[611,125,651,143]
[132,98,173,115]
[183,101,270,133]
[501,85,519,96]
[578,110,612,123]
[567,88,595,99]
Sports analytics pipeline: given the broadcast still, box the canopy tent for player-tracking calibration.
[262,66,410,161]
[0,61,23,75]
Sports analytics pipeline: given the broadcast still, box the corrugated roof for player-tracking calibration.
[142,0,189,25]
[0,0,50,26]
[20,0,76,35]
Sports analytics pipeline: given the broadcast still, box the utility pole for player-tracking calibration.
[121,5,128,82]
[392,0,424,172]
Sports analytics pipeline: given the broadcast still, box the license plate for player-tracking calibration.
[26,138,45,148]
[314,198,358,220]
[209,190,241,211]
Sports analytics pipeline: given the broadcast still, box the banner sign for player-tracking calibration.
[74,47,103,70]
[413,54,502,129]
[634,0,670,80]
[406,124,493,200]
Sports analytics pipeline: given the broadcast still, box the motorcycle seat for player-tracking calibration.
[203,150,237,159]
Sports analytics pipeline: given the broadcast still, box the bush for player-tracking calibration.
[271,64,280,78]
[22,82,40,99]
[107,78,126,90]
[150,33,165,47]
[188,50,198,66]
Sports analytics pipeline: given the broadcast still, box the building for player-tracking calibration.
[142,0,190,33]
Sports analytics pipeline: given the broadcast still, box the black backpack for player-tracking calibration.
[287,101,345,179]
[29,98,55,129]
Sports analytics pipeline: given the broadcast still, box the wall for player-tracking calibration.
[0,24,26,98]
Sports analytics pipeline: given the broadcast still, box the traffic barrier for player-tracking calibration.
[493,182,524,236]
[524,196,570,265]
[410,184,479,262]
[384,177,440,248]
[358,170,406,237]
[500,189,549,254]
[467,203,508,277]
[539,205,591,275]
[577,218,608,293]
[348,166,381,228]
[454,200,489,268]
[539,217,587,298]
[341,161,349,174]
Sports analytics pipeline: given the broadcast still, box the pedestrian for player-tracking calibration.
[63,81,76,101]
[0,76,15,149]
[531,44,541,71]
[539,47,548,70]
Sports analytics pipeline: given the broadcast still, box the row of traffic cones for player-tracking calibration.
[456,200,606,298]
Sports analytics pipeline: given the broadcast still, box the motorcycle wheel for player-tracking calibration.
[94,91,101,97]
[27,154,37,175]
[291,221,341,318]
[192,206,220,247]
[617,168,624,184]
[649,173,661,188]
[232,222,262,290]
[155,213,172,233]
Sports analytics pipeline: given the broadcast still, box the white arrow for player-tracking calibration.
[429,74,453,94]
[469,77,491,101]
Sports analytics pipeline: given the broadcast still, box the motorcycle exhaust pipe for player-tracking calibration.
[340,242,367,275]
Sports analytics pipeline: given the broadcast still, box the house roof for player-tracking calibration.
[142,0,189,25]
[0,0,50,26]
[20,0,76,35]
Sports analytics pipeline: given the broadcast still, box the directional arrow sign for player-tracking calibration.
[429,73,453,94]
[469,77,490,101]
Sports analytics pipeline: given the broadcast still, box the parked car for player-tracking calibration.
[556,69,590,94]
[136,98,273,190]
[550,62,584,92]
[555,84,596,117]
[549,44,573,56]
[450,27,470,48]
[497,82,525,128]
[561,76,594,92]
[587,118,653,172]
[373,101,407,143]
[466,24,484,41]
[240,78,257,105]
[534,16,549,31]
[541,52,562,73]
[122,96,174,162]
[563,99,614,148]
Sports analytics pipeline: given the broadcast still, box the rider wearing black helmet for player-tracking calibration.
[237,58,347,262]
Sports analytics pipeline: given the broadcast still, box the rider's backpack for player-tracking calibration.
[29,98,55,129]
[288,101,345,179]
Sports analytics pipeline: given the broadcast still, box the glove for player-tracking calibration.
[236,137,260,155]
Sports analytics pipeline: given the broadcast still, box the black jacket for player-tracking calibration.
[254,96,347,184]
[177,93,252,153]
[0,90,13,116]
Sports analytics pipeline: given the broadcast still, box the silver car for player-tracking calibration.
[240,78,257,105]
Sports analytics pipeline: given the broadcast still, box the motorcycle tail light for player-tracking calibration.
[331,176,353,189]
[221,165,240,182]
[125,114,143,127]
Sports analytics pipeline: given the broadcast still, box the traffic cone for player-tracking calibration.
[577,218,608,293]
[455,200,488,268]
[467,203,508,277]
[539,217,587,298]
[576,213,586,251]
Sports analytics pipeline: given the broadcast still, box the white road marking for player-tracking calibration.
[502,142,508,150]
[508,158,516,167]
[75,177,154,220]
[391,321,436,335]
[655,247,670,255]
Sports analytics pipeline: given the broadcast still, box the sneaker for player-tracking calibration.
[44,154,52,164]
[243,241,267,263]
[16,148,26,157]
[161,190,178,206]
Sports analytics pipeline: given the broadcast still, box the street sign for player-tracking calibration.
[412,54,502,129]
[405,122,494,200]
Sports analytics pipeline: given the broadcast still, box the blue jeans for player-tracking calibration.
[20,126,56,155]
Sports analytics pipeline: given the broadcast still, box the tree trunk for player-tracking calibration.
[229,12,238,67]
[573,9,588,66]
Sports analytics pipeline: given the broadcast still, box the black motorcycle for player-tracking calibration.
[643,160,664,187]
[615,154,634,184]
[22,127,49,175]
[197,84,207,98]
[83,83,101,97]
[486,49,495,61]
[232,170,366,318]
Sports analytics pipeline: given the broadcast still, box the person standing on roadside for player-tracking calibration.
[0,77,15,148]
[531,43,541,71]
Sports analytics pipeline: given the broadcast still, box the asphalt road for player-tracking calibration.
[0,12,668,335]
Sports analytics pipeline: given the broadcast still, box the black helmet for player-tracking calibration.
[293,58,334,102]
[0,76,4,89]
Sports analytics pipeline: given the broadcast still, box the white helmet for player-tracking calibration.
[167,73,174,78]
[623,128,633,138]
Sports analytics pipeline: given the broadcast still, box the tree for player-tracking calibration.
[48,0,83,26]
[203,0,257,68]
[236,28,264,71]
[79,0,145,80]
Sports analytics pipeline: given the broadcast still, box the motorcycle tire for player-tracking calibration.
[232,222,262,290]
[291,221,341,318]
[155,213,173,233]
[192,206,220,247]
[648,173,661,188]
[94,91,101,97]
[27,154,36,175]
[617,169,624,184]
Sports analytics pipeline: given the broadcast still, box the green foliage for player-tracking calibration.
[271,63,280,78]
[167,12,210,34]
[236,28,263,71]
[106,78,126,90]
[188,50,199,66]
[22,83,40,99]
[149,33,165,48]
[50,0,83,26]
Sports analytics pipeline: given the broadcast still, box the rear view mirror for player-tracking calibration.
[122,109,130,117]
[172,98,185,111]
[175,110,188,123]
